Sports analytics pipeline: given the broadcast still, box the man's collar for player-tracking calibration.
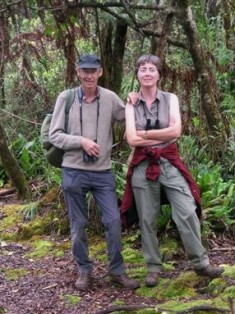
[81,86,100,102]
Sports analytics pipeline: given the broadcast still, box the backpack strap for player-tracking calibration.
[64,89,75,132]
[77,86,83,104]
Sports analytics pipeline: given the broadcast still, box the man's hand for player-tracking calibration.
[127,91,140,106]
[81,138,100,157]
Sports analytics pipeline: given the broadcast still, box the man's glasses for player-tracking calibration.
[79,68,101,75]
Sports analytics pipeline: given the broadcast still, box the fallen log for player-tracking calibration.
[0,187,16,197]
[211,247,235,251]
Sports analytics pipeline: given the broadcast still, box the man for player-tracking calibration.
[49,53,139,291]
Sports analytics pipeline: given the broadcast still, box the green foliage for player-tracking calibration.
[86,191,103,234]
[156,205,172,233]
[43,167,62,186]
[20,202,39,221]
[112,159,128,200]
[0,169,7,187]
[75,38,96,56]
[220,97,235,179]
[10,134,43,179]
[179,136,235,231]
[220,94,235,121]
[120,74,139,100]
[0,132,62,188]
[179,135,209,168]
[32,54,67,98]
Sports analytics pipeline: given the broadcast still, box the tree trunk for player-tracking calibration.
[98,20,113,90]
[176,0,228,161]
[110,20,128,94]
[0,8,31,200]
[155,10,174,60]
[99,19,127,95]
[0,60,31,199]
[0,123,31,200]
[221,0,234,50]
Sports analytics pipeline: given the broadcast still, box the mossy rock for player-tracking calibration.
[0,201,70,241]
[15,214,70,241]
[16,223,43,240]
[39,186,62,206]
[0,205,24,241]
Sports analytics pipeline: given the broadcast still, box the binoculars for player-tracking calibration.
[83,151,98,163]
[145,118,160,130]
[83,139,98,163]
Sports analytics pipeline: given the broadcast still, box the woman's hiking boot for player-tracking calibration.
[195,265,224,278]
[109,273,140,289]
[145,272,159,287]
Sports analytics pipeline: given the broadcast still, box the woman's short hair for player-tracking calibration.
[135,54,162,78]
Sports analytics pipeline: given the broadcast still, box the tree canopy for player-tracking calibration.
[0,0,234,195]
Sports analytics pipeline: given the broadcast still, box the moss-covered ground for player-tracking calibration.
[0,201,234,314]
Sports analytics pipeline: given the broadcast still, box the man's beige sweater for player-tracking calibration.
[49,86,125,171]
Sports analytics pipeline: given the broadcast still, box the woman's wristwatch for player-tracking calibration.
[143,130,148,140]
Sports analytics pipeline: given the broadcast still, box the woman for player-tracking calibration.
[122,54,224,287]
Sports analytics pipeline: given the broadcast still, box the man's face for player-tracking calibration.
[77,68,103,89]
[137,62,159,88]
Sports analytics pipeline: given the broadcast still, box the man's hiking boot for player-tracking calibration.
[195,265,224,278]
[110,274,140,289]
[75,272,91,291]
[145,272,159,287]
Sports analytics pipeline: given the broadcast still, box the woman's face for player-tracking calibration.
[137,62,159,88]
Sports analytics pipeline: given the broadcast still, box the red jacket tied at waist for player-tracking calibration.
[120,143,202,229]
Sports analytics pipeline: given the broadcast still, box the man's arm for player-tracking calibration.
[49,90,83,150]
